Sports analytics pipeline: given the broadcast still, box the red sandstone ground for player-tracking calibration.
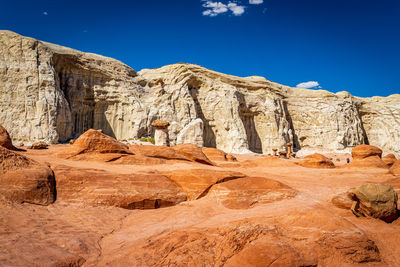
[1,142,400,266]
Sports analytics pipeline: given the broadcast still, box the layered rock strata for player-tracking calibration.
[1,31,399,155]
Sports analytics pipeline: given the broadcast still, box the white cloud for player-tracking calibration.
[296,81,321,89]
[202,1,245,16]
[202,1,228,16]
[228,3,245,16]
[43,11,48,15]
[249,0,263,4]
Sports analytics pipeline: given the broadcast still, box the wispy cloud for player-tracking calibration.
[249,0,263,4]
[296,81,322,89]
[43,11,48,15]
[202,1,246,16]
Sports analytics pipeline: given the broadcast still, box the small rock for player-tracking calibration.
[29,141,48,150]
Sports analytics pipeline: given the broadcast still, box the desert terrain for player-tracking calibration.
[1,127,399,267]
[1,31,399,267]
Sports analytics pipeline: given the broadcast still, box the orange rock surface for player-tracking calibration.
[1,142,400,266]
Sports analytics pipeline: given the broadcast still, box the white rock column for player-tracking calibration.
[154,128,169,146]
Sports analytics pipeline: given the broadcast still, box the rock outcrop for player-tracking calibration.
[348,183,398,223]
[298,153,335,168]
[0,124,17,150]
[1,31,399,156]
[0,147,55,205]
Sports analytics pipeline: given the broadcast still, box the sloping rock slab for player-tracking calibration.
[53,165,187,209]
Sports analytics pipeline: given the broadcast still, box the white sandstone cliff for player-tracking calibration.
[0,31,399,156]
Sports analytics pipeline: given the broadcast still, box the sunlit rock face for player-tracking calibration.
[1,30,399,155]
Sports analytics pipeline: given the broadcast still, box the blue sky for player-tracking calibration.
[1,0,399,97]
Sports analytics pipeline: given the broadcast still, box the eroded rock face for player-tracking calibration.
[1,30,400,156]
[0,147,55,205]
[176,118,204,147]
[349,183,398,223]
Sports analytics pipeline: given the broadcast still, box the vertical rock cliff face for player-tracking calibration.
[0,31,399,155]
[357,95,400,156]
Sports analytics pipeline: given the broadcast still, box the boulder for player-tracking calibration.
[176,118,204,147]
[383,154,397,167]
[53,165,187,209]
[351,145,382,159]
[202,147,227,161]
[299,153,335,168]
[206,177,297,209]
[0,147,55,205]
[348,183,398,223]
[0,124,17,150]
[29,141,48,150]
[161,169,246,200]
